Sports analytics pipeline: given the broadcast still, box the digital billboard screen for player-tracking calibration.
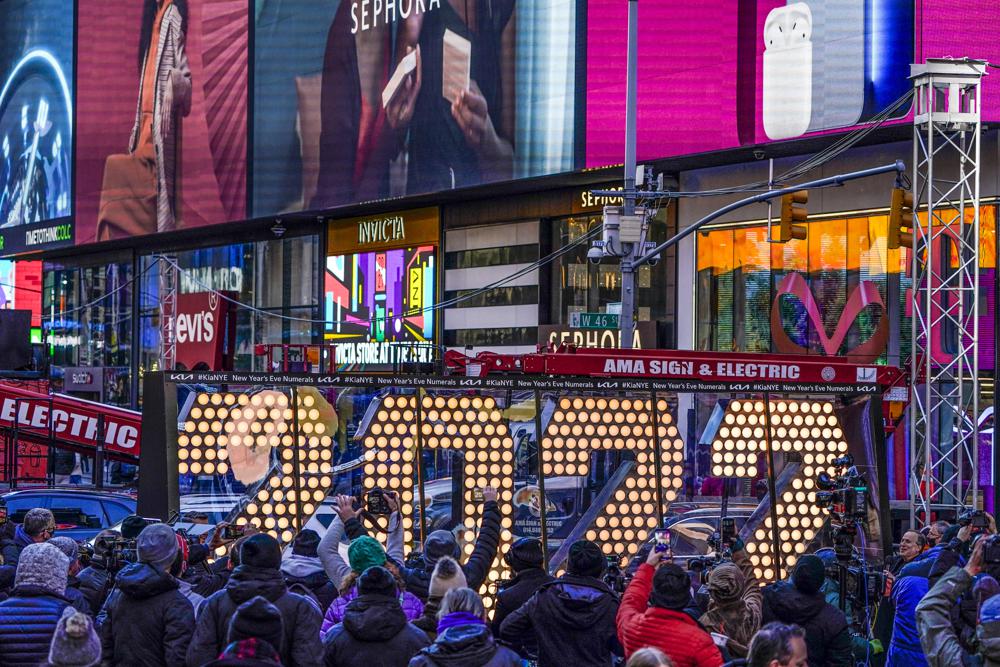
[325,245,436,369]
[0,0,73,256]
[586,0,916,167]
[252,0,581,217]
[74,0,248,246]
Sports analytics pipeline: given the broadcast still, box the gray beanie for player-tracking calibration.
[15,542,69,595]
[48,607,101,667]
[48,536,80,563]
[137,523,179,571]
[424,530,460,567]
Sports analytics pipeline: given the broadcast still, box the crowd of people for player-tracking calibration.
[0,494,997,666]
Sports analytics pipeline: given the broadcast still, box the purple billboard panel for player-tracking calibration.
[586,1,997,168]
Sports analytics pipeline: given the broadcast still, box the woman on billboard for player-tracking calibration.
[96,0,191,240]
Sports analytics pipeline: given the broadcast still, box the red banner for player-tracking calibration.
[174,291,234,371]
[0,384,141,457]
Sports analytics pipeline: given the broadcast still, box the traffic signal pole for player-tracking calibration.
[619,0,640,350]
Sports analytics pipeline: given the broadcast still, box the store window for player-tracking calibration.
[549,208,675,339]
[137,236,320,390]
[43,260,134,406]
[695,205,998,366]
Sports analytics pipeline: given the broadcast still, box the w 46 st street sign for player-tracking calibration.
[570,312,620,329]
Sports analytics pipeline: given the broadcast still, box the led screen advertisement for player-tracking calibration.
[0,0,73,256]
[252,0,580,217]
[586,0,916,167]
[74,0,248,246]
[325,245,436,369]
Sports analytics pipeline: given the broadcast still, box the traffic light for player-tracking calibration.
[888,187,914,249]
[774,190,808,243]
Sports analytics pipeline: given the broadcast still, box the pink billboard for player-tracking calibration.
[586,0,997,169]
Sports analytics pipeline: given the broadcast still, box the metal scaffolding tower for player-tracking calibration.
[910,59,987,524]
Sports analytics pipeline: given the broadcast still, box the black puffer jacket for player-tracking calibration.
[65,574,91,615]
[0,585,71,666]
[490,567,553,657]
[323,593,429,667]
[282,554,338,611]
[77,561,114,614]
[761,581,852,667]
[400,501,503,600]
[186,564,323,667]
[97,562,196,666]
[409,624,521,667]
[499,575,621,667]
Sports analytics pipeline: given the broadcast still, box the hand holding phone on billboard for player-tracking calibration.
[383,46,421,130]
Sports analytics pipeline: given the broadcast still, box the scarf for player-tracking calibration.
[437,611,486,635]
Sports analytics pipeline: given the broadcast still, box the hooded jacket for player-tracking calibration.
[322,593,430,667]
[322,583,423,637]
[886,545,943,667]
[761,580,852,667]
[97,561,196,667]
[917,565,1000,667]
[186,564,323,667]
[0,524,33,570]
[409,624,521,667]
[0,584,71,666]
[282,553,338,611]
[616,563,723,667]
[698,551,762,657]
[499,573,621,667]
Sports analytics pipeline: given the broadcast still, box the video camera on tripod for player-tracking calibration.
[814,454,869,531]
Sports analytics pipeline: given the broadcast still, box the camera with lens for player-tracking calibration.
[365,488,393,516]
[688,554,721,586]
[979,534,1000,580]
[959,509,991,535]
[814,455,869,527]
[603,554,630,594]
[109,537,139,570]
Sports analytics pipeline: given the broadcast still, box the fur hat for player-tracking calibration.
[429,556,468,599]
[228,595,284,653]
[137,524,179,572]
[15,542,68,595]
[47,607,101,667]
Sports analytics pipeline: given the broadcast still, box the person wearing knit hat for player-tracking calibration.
[500,539,621,667]
[47,536,91,616]
[615,546,722,665]
[202,638,282,667]
[698,543,762,658]
[491,538,552,654]
[97,523,195,666]
[227,595,284,654]
[0,542,73,665]
[322,566,430,667]
[281,529,337,612]
[423,530,461,568]
[45,607,100,667]
[320,533,424,638]
[413,557,468,639]
[186,533,323,667]
[761,553,853,666]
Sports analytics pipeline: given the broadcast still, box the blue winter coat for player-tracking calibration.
[0,584,71,666]
[887,546,943,667]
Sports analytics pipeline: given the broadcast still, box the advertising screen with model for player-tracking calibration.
[0,0,73,255]
[75,0,248,245]
[252,0,581,217]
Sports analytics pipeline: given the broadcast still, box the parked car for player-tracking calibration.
[1,488,136,542]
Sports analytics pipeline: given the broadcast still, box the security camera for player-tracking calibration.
[645,255,659,267]
[587,246,604,265]
[753,149,766,160]
[271,219,286,238]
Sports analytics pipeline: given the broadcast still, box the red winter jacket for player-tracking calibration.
[616,563,724,667]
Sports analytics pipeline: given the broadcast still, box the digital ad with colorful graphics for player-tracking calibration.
[0,0,73,255]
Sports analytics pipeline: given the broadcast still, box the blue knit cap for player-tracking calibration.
[980,592,1000,624]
